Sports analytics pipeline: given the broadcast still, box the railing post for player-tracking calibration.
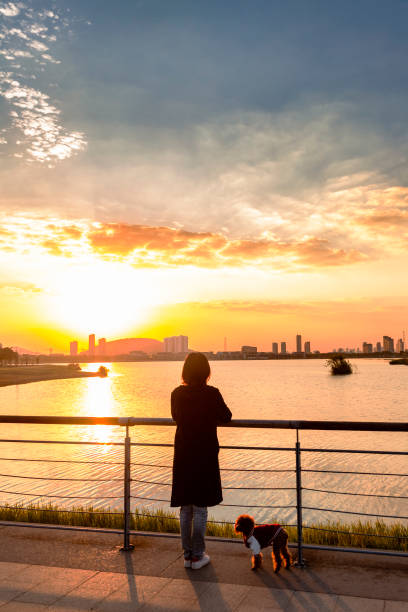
[120,422,134,552]
[295,428,305,567]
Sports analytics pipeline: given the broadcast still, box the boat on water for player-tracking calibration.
[389,358,408,365]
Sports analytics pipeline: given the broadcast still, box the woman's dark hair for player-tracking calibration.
[182,352,210,386]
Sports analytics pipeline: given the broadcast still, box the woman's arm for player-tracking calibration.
[171,389,179,421]
[215,389,232,423]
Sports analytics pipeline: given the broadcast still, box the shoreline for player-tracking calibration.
[0,364,104,387]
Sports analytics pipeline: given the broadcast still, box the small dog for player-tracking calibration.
[234,514,292,572]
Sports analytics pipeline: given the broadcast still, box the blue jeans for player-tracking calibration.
[180,505,208,560]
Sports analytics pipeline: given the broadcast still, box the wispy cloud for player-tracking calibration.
[0,280,42,294]
[0,1,87,163]
[0,215,367,271]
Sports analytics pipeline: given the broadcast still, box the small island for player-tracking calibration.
[0,364,108,388]
[326,355,353,375]
[389,358,408,365]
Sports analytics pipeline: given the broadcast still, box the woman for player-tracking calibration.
[171,352,232,569]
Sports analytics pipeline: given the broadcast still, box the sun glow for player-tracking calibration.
[49,261,162,338]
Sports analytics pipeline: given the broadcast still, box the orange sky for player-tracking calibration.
[0,214,407,353]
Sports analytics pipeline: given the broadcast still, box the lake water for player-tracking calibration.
[0,359,407,527]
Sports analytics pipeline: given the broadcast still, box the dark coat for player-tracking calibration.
[170,384,232,507]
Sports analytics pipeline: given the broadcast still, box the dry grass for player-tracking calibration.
[0,503,406,551]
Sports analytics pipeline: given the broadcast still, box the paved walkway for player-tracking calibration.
[0,524,407,611]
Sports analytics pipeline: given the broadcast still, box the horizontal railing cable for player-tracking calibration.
[302,448,408,456]
[303,487,408,499]
[303,506,408,520]
[130,478,296,491]
[128,494,296,509]
[0,505,124,515]
[303,468,408,477]
[0,490,123,500]
[130,442,295,452]
[0,474,123,482]
[0,457,123,465]
[129,462,295,473]
[302,525,408,540]
[0,439,124,446]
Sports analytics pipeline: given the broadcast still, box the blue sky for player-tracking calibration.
[2,1,408,227]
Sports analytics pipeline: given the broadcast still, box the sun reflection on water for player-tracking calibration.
[81,371,118,447]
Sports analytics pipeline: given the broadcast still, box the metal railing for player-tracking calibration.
[0,416,407,564]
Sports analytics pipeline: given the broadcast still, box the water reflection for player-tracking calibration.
[80,372,116,446]
[0,360,406,524]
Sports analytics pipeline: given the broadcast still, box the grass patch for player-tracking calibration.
[326,355,353,375]
[0,503,406,551]
[301,520,408,551]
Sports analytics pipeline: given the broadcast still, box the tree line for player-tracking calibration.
[0,347,19,366]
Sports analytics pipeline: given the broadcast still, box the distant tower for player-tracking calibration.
[88,334,95,356]
[383,336,394,352]
[272,342,278,355]
[304,341,311,354]
[98,338,106,355]
[280,341,286,354]
[70,341,78,356]
[296,334,302,353]
[164,335,188,353]
[224,337,227,352]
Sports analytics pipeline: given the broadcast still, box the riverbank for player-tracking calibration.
[0,364,104,387]
[1,504,407,552]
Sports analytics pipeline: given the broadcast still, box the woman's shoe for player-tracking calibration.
[184,558,192,568]
[191,554,210,570]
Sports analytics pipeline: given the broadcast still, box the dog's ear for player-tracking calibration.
[234,515,244,533]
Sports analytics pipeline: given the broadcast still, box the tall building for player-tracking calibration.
[69,341,78,356]
[242,345,257,355]
[164,335,188,353]
[296,334,302,353]
[362,342,373,353]
[304,341,311,354]
[88,334,95,356]
[98,338,106,355]
[376,342,382,352]
[272,342,278,355]
[396,338,405,352]
[383,336,394,352]
[280,342,286,354]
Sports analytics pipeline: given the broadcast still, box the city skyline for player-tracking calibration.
[6,329,406,357]
[1,2,408,351]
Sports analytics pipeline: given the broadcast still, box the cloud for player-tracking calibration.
[179,296,408,318]
[0,281,42,294]
[358,210,408,229]
[0,215,367,271]
[0,3,21,17]
[0,1,87,163]
[63,220,368,269]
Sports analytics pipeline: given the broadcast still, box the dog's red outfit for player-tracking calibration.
[244,524,283,554]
